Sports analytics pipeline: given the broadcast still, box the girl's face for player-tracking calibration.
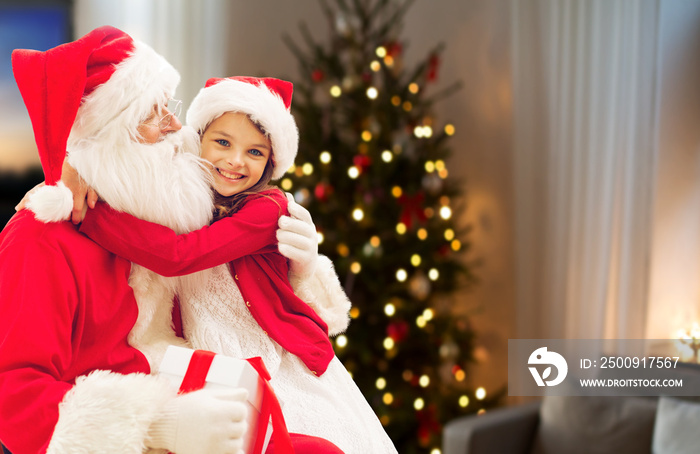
[200,112,272,197]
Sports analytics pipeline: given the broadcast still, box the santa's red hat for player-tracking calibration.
[12,25,180,221]
[186,76,298,180]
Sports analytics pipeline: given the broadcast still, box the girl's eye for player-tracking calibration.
[249,148,263,157]
[216,139,230,147]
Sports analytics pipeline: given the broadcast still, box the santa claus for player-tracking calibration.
[0,25,349,454]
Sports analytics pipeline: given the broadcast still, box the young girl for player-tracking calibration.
[79,76,397,453]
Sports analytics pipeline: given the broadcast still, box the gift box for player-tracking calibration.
[158,346,274,453]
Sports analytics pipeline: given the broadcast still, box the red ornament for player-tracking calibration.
[311,69,325,83]
[314,181,334,202]
[385,41,403,58]
[353,154,372,173]
[386,320,409,343]
[427,53,440,82]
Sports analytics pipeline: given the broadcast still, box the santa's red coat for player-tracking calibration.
[0,210,169,453]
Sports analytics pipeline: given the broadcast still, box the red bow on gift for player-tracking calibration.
[178,350,294,454]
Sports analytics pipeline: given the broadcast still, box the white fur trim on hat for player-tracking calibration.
[26,181,73,223]
[69,40,180,147]
[186,79,298,180]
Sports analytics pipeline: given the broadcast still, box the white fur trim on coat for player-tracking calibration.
[186,79,298,179]
[290,255,351,336]
[47,370,176,454]
[26,181,73,223]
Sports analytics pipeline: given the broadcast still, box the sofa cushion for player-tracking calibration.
[652,397,700,454]
[531,395,657,454]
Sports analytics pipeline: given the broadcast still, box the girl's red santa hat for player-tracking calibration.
[186,76,298,180]
[12,25,180,222]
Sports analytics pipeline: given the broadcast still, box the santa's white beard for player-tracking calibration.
[67,126,215,370]
[68,126,214,233]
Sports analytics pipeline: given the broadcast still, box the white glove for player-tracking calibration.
[278,192,318,280]
[146,387,248,454]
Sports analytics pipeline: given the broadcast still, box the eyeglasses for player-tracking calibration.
[141,98,182,130]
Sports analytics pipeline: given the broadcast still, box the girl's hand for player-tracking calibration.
[277,192,318,279]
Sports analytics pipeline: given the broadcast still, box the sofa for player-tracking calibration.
[443,362,700,454]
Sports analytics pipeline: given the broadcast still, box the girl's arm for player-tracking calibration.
[79,193,285,276]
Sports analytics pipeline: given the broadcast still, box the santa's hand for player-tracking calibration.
[147,388,248,454]
[61,160,99,224]
[278,192,318,280]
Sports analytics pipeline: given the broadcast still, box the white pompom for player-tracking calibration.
[26,181,73,223]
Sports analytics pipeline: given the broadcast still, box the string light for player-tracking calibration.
[430,449,442,454]
[396,223,407,235]
[417,228,427,240]
[376,46,387,58]
[391,186,403,198]
[367,87,378,99]
[408,83,420,94]
[383,392,394,405]
[454,369,466,382]
[381,150,393,162]
[445,123,456,135]
[348,166,360,179]
[320,151,332,164]
[439,206,452,220]
[384,302,396,316]
[416,315,427,328]
[423,308,434,321]
[287,164,296,174]
[352,208,364,221]
[384,55,394,67]
[414,398,425,410]
[280,178,292,191]
[435,160,446,171]
[428,268,439,280]
[376,377,387,390]
[330,85,342,97]
[396,268,408,282]
[410,254,421,267]
[425,161,436,172]
[370,236,381,247]
[383,337,395,350]
[459,395,470,408]
[337,243,349,257]
[391,96,401,106]
[475,387,487,400]
[349,307,360,319]
[451,239,462,251]
[370,60,381,71]
[350,261,362,274]
[439,168,449,179]
[302,163,314,175]
[336,334,348,348]
[444,229,455,241]
[402,101,413,111]
[317,231,324,245]
[361,130,373,142]
[419,374,430,387]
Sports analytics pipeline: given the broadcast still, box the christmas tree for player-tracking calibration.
[282,1,498,451]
